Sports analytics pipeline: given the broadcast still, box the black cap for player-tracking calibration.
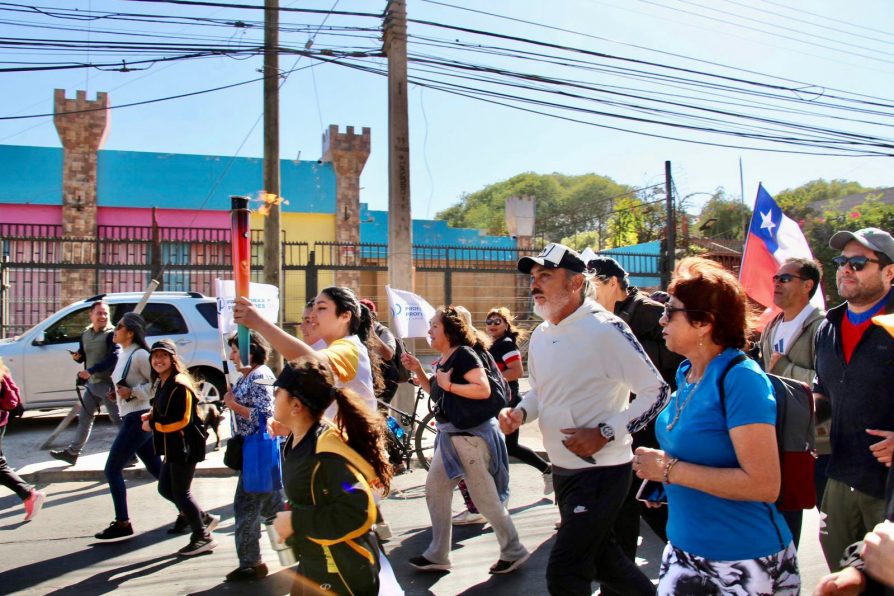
[255,361,334,411]
[518,243,586,274]
[587,256,627,279]
[149,339,177,356]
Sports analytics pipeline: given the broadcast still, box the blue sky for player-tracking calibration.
[2,0,892,219]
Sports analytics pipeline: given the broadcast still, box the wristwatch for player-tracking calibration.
[598,422,615,442]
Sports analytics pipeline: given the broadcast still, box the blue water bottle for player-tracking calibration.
[386,415,405,440]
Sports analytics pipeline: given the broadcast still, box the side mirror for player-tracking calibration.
[32,331,46,346]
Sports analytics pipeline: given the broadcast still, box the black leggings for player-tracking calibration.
[158,459,205,537]
[505,427,551,473]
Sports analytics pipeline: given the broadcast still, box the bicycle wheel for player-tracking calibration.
[413,410,439,470]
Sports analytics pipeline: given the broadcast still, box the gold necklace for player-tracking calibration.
[666,373,702,431]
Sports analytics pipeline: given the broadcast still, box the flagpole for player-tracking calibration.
[738,183,760,281]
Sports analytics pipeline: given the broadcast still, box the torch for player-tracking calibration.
[231,195,251,367]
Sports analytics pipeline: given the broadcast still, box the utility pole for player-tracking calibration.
[263,0,283,371]
[383,0,413,294]
[665,160,675,287]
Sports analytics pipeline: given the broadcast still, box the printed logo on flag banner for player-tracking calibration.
[214,279,280,335]
[385,285,437,339]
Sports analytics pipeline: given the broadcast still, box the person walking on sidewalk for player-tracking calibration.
[142,339,217,556]
[501,243,669,595]
[222,331,283,582]
[453,306,554,526]
[403,306,530,575]
[269,358,393,595]
[0,357,45,522]
[51,300,121,466]
[94,313,163,540]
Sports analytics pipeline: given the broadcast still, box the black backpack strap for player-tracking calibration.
[717,353,748,413]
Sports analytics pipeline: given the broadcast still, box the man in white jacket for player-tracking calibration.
[500,243,669,595]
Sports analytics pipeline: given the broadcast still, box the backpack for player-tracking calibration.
[435,346,510,429]
[718,354,816,511]
[473,346,511,411]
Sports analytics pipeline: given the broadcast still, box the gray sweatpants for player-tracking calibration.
[423,435,527,566]
[68,383,121,455]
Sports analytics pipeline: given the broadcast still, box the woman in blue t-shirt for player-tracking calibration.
[631,257,799,595]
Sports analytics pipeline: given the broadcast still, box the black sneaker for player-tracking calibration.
[489,551,531,575]
[95,521,134,540]
[178,534,217,556]
[50,449,78,466]
[225,563,269,582]
[124,455,138,468]
[167,514,189,535]
[203,512,220,533]
[408,555,451,572]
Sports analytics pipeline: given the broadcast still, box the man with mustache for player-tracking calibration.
[500,243,669,595]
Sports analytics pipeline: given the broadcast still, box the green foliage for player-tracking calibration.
[775,179,868,220]
[436,172,665,247]
[696,190,752,240]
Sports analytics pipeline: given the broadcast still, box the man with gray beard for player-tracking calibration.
[499,243,669,595]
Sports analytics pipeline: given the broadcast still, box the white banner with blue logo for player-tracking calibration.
[385,285,437,339]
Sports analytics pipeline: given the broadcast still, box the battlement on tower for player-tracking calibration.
[53,88,110,150]
[322,124,371,163]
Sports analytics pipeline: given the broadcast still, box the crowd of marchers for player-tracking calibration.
[2,225,894,596]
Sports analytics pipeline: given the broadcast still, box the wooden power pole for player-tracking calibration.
[664,160,675,288]
[263,0,283,371]
[383,0,413,294]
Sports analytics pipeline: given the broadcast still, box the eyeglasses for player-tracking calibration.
[662,304,705,319]
[772,273,807,284]
[485,318,504,325]
[832,255,881,272]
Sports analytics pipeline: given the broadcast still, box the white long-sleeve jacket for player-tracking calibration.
[518,299,670,470]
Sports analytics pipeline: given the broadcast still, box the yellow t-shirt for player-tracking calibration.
[322,335,377,414]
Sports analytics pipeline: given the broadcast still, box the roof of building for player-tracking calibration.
[811,187,894,213]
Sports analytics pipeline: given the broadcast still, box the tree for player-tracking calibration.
[695,190,752,240]
[774,178,868,220]
[436,172,664,248]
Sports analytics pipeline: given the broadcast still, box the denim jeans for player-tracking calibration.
[104,411,161,521]
[548,463,655,596]
[68,383,121,455]
[234,473,282,567]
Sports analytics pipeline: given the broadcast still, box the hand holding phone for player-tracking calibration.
[635,479,667,506]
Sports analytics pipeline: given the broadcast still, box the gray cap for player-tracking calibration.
[518,243,586,274]
[829,227,894,263]
[149,339,177,356]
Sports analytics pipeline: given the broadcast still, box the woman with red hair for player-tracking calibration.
[631,257,800,595]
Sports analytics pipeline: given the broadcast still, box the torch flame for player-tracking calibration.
[256,191,288,216]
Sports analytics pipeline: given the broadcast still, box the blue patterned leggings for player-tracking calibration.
[657,542,800,595]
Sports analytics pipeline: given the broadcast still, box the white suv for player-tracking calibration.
[0,292,227,410]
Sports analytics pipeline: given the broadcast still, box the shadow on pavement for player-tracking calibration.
[459,537,556,595]
[187,567,295,595]
[44,553,183,595]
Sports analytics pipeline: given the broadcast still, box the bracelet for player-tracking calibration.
[663,457,679,484]
[448,381,453,393]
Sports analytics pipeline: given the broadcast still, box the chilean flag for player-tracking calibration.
[740,184,824,325]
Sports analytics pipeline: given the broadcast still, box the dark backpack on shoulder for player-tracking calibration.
[391,338,412,384]
[719,354,817,511]
[473,346,510,410]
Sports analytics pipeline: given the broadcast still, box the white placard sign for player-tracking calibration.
[385,285,437,339]
[214,279,280,335]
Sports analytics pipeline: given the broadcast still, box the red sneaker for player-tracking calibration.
[24,490,45,522]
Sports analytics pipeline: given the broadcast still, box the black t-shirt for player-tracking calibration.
[430,346,485,423]
[488,335,521,404]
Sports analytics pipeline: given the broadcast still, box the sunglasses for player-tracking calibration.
[772,273,806,284]
[485,318,504,325]
[662,304,705,319]
[115,323,126,330]
[832,255,881,272]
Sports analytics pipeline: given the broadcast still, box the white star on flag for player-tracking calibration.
[759,210,776,235]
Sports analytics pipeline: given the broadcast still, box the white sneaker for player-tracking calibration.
[542,470,554,495]
[452,510,486,525]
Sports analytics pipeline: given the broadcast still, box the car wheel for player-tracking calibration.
[191,368,226,403]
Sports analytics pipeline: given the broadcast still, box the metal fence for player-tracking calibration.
[0,223,664,338]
